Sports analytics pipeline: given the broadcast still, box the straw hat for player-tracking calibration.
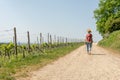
[87,29,91,33]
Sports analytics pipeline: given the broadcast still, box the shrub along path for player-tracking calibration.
[17,44,120,80]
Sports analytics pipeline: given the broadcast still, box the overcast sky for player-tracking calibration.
[0,0,102,43]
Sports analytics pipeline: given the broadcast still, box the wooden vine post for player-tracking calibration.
[14,27,18,57]
[40,33,42,47]
[27,31,30,53]
[48,33,50,44]
[50,34,52,44]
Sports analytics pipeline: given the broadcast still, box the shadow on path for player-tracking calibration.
[91,53,106,55]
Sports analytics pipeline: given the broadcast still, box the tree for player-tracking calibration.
[94,0,120,37]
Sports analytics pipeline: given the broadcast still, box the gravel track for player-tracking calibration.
[17,44,120,80]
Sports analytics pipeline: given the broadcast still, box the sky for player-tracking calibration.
[0,0,102,43]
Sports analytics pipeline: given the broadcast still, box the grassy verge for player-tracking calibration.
[98,30,120,52]
[0,43,84,80]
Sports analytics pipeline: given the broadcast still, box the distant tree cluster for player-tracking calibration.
[94,0,120,37]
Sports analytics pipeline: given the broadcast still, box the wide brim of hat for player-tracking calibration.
[87,29,91,32]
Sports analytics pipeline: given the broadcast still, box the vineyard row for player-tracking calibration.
[0,27,82,59]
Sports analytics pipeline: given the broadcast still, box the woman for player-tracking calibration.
[85,29,93,54]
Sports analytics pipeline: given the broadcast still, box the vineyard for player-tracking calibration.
[0,27,81,59]
[0,28,82,79]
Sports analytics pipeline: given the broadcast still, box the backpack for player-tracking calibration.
[86,33,92,42]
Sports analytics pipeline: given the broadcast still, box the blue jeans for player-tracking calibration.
[86,42,92,53]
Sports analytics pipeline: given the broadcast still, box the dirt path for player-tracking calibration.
[17,44,120,80]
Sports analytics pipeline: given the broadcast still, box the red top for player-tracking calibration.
[86,33,93,42]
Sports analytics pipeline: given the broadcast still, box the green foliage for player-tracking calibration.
[41,43,50,48]
[0,44,7,50]
[98,30,120,51]
[94,0,120,37]
[109,18,120,33]
[7,43,14,52]
[20,45,26,49]
[0,42,14,56]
